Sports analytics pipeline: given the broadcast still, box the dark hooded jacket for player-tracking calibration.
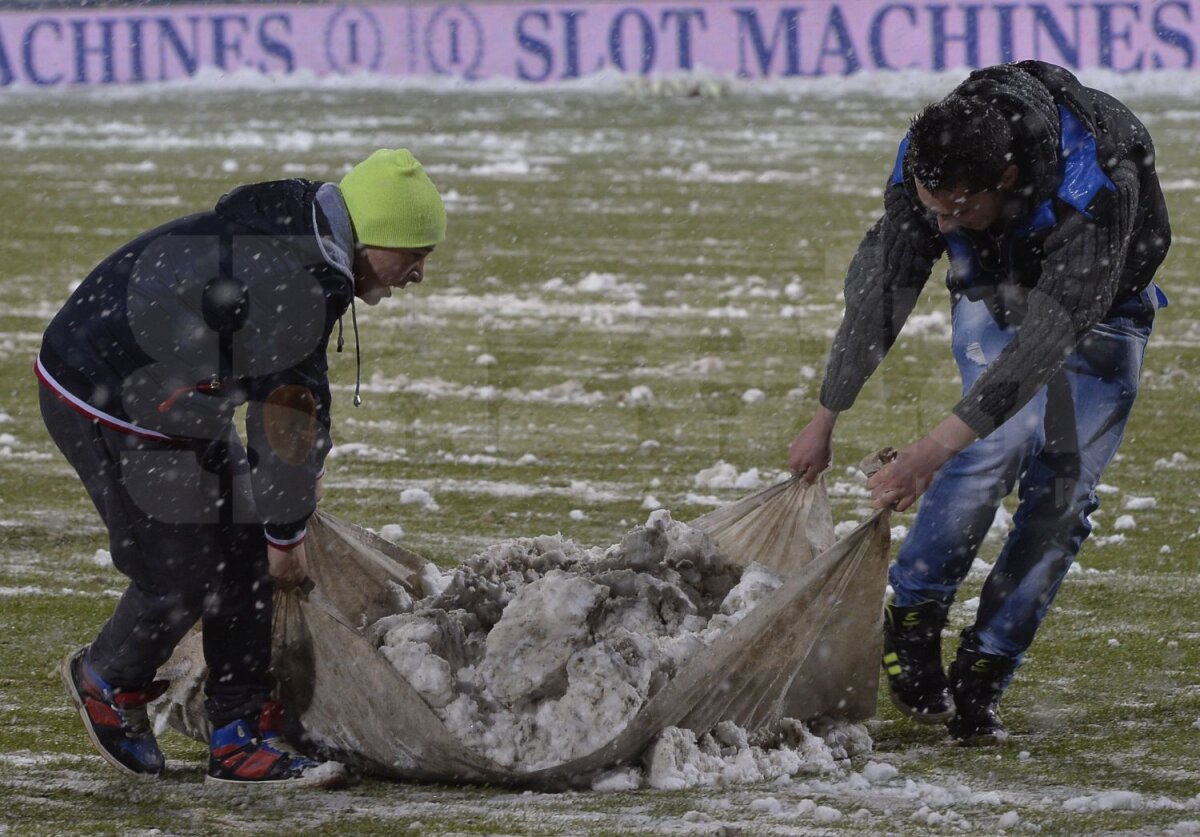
[819,61,1171,436]
[37,179,356,546]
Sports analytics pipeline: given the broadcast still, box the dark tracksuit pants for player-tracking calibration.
[40,386,273,727]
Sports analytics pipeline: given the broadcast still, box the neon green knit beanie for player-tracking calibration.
[339,149,446,249]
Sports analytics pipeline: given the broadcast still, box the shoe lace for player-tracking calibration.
[118,705,152,736]
[110,681,169,736]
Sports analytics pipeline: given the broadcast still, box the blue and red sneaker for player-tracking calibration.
[60,646,168,778]
[207,714,346,788]
[257,698,288,747]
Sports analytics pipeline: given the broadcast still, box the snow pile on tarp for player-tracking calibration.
[153,472,892,790]
[369,511,790,771]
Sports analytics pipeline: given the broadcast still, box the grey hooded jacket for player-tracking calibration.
[38,179,358,546]
[819,61,1170,436]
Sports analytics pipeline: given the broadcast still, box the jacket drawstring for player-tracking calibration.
[335,293,363,407]
[350,294,362,406]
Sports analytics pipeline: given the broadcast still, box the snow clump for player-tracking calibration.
[368,510,868,781]
[693,460,766,490]
[378,523,406,542]
[399,488,439,511]
[1154,452,1188,469]
[89,549,113,567]
[644,717,866,790]
[624,385,655,406]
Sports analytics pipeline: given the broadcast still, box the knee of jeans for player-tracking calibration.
[1024,483,1098,536]
[889,563,957,607]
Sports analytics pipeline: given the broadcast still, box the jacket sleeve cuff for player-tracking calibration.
[818,381,857,414]
[265,524,308,550]
[952,399,1001,440]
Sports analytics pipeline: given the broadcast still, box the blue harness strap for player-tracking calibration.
[886,116,1166,309]
[889,137,909,187]
[1055,104,1117,219]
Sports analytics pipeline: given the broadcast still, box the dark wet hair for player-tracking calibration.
[904,94,1014,194]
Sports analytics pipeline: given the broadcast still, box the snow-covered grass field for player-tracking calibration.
[1,71,1198,834]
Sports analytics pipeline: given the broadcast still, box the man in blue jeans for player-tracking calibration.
[788,61,1169,744]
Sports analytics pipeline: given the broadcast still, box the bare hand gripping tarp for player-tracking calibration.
[154,477,891,789]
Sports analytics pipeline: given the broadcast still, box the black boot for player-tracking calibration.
[881,600,954,723]
[947,643,1017,746]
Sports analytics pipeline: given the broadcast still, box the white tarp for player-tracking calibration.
[154,476,890,790]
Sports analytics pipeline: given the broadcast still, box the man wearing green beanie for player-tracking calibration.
[37,149,444,786]
[341,148,448,305]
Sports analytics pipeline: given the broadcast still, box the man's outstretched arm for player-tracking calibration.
[865,413,977,511]
[791,183,943,482]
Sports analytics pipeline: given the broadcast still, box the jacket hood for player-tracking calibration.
[215,178,356,289]
[214,178,324,238]
[312,183,356,283]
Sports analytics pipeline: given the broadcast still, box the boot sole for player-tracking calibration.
[60,649,162,780]
[954,730,1010,747]
[888,692,956,724]
[204,769,347,789]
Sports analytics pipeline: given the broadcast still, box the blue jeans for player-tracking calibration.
[889,287,1155,661]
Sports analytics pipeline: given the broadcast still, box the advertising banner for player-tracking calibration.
[1,1,1196,88]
